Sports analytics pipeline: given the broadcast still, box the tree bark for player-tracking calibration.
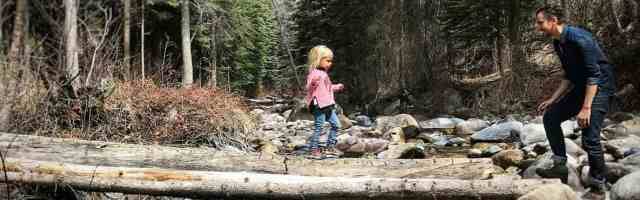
[1,158,559,199]
[7,0,26,67]
[141,0,145,80]
[0,133,495,179]
[0,0,27,131]
[181,0,193,87]
[64,0,80,90]
[208,17,217,88]
[123,0,131,80]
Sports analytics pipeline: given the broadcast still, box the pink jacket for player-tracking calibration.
[305,69,342,109]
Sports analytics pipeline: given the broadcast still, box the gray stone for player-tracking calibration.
[471,121,524,142]
[611,171,640,200]
[375,114,420,138]
[520,123,547,146]
[355,115,373,127]
[455,118,490,136]
[482,145,504,156]
[492,150,525,169]
[517,183,577,200]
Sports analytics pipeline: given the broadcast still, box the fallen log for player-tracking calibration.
[1,158,560,199]
[0,133,496,179]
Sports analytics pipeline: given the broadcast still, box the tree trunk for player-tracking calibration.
[271,0,301,89]
[181,0,193,87]
[0,133,495,179]
[1,158,559,199]
[64,0,80,90]
[141,0,145,80]
[7,0,26,67]
[0,0,27,131]
[123,0,131,80]
[208,17,217,88]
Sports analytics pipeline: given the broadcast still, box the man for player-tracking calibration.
[534,6,616,199]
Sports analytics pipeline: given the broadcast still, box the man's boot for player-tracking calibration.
[535,158,569,183]
[582,180,607,200]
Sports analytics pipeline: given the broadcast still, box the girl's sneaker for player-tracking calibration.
[306,149,323,160]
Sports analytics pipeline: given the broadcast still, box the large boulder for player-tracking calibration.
[377,143,429,159]
[517,183,577,200]
[523,152,582,190]
[492,150,525,169]
[419,117,464,130]
[604,117,640,139]
[455,118,490,136]
[375,114,420,138]
[611,171,640,200]
[520,123,547,146]
[335,134,389,157]
[287,98,314,122]
[471,121,524,143]
[607,135,640,156]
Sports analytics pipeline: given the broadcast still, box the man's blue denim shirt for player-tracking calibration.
[553,25,616,94]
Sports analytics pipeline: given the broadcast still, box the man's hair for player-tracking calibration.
[536,6,566,24]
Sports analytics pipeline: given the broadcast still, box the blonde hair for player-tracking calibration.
[307,45,334,71]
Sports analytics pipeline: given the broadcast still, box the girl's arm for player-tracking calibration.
[331,83,344,92]
[306,73,321,91]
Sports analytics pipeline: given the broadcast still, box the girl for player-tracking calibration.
[305,45,344,158]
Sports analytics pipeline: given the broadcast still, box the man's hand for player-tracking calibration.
[537,99,555,114]
[577,107,591,128]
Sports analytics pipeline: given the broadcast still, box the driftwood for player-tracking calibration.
[1,158,560,199]
[0,133,497,179]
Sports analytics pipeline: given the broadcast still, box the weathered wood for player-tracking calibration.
[0,133,496,179]
[1,158,560,199]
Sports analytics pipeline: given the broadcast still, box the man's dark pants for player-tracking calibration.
[543,87,611,184]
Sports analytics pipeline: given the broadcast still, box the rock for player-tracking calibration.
[482,145,504,156]
[624,148,640,158]
[467,149,483,158]
[287,98,314,122]
[517,184,577,200]
[492,150,525,169]
[605,153,616,162]
[335,135,389,157]
[375,114,420,138]
[349,127,383,138]
[448,137,466,146]
[338,113,353,130]
[520,123,547,146]
[471,121,524,142]
[250,109,265,117]
[523,153,582,190]
[377,143,428,159]
[427,133,449,146]
[607,135,640,155]
[384,127,406,144]
[621,153,640,170]
[268,103,290,113]
[564,138,586,159]
[610,112,636,122]
[611,171,640,200]
[355,115,373,127]
[283,110,293,120]
[455,118,490,136]
[287,136,308,150]
[604,118,640,139]
[561,121,580,137]
[419,117,461,130]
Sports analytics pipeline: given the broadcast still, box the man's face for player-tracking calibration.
[535,12,556,36]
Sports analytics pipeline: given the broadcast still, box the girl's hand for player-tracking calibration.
[335,83,344,91]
